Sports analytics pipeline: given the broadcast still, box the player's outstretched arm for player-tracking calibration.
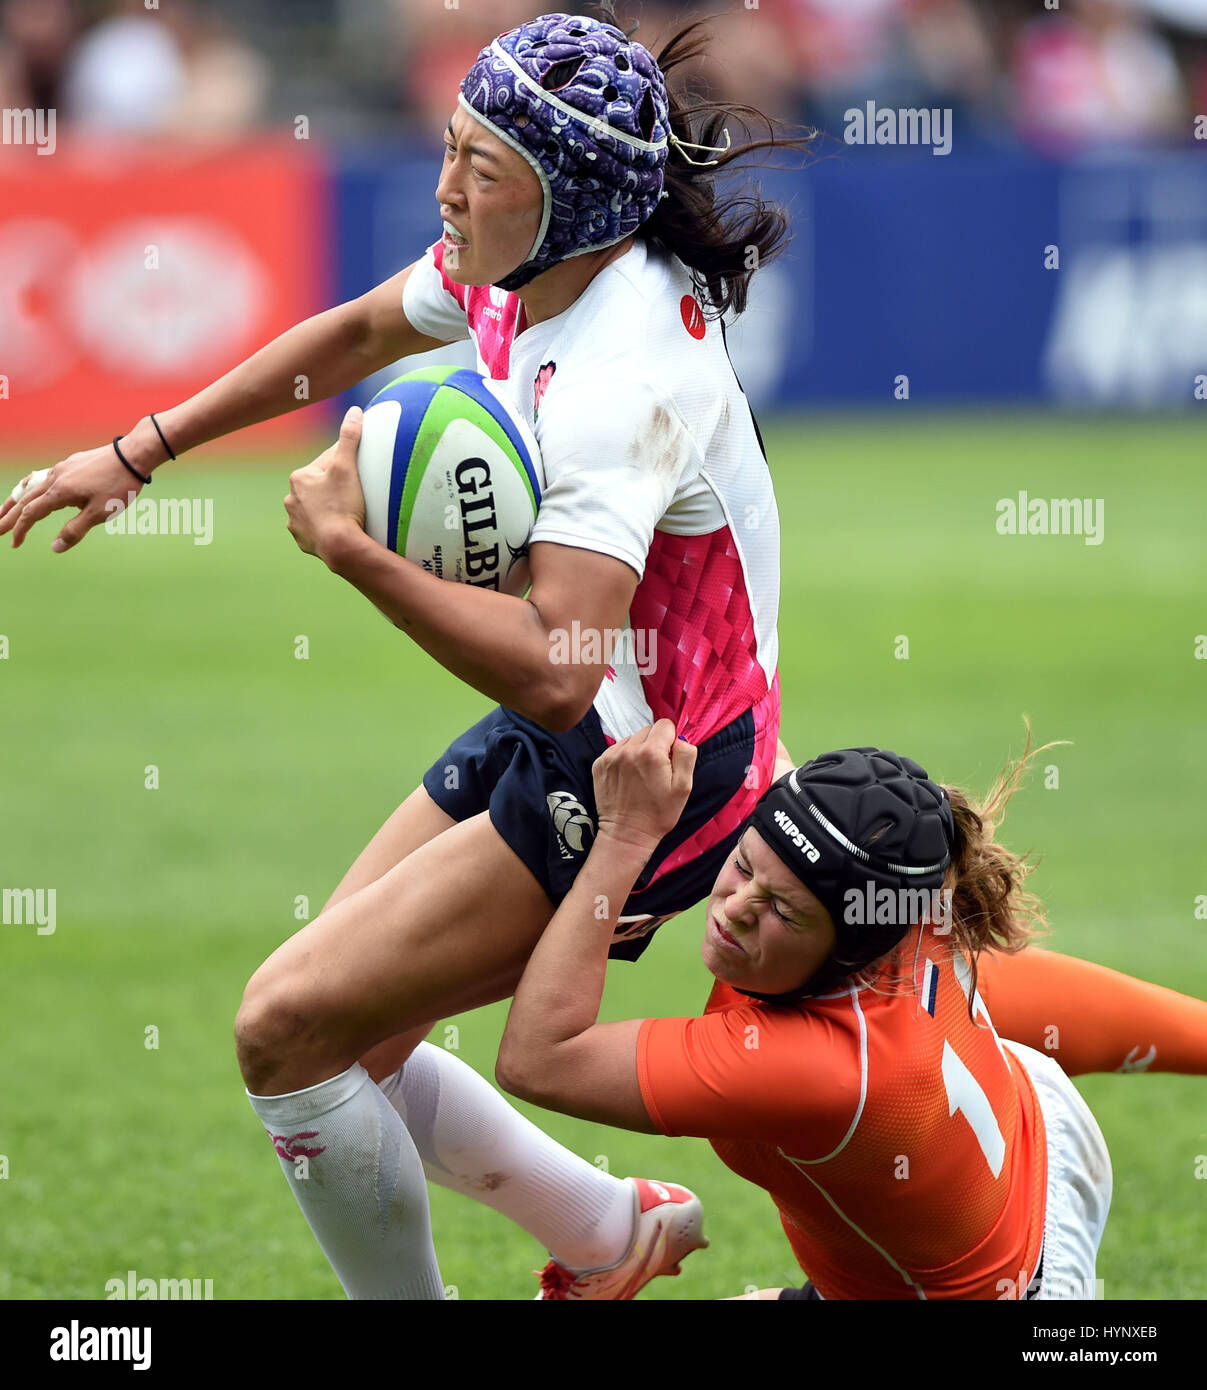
[978,948,1207,1076]
[0,261,449,555]
[783,733,1207,1078]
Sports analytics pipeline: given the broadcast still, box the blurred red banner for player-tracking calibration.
[0,137,330,452]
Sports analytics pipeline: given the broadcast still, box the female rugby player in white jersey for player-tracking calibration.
[0,12,813,1298]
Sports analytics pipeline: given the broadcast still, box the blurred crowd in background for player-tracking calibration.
[1,0,1205,153]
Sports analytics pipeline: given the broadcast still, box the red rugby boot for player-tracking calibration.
[534,1178,707,1300]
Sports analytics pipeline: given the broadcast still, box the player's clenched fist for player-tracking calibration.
[591,719,697,857]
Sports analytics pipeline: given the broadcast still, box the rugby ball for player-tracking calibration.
[357,366,544,595]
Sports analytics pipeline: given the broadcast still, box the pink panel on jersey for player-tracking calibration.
[646,670,780,884]
[433,239,525,382]
[632,527,771,744]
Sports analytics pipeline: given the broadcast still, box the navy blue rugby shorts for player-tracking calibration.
[421,704,762,961]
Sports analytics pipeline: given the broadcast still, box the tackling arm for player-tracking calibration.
[495,722,697,1130]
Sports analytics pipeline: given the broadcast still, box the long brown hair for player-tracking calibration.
[596,3,816,319]
[940,728,1059,999]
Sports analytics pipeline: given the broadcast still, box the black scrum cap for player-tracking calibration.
[737,748,954,1003]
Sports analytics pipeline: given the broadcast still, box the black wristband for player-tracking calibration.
[113,437,153,486]
[149,413,177,461]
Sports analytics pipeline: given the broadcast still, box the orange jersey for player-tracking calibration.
[636,927,1047,1299]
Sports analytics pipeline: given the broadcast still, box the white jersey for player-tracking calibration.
[402,235,780,756]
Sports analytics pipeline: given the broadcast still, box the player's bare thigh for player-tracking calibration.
[235,808,553,1095]
[319,785,459,1080]
[323,784,456,914]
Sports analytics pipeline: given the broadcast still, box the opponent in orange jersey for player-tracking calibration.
[497,723,1205,1300]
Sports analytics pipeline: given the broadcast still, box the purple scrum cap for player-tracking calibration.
[458,12,671,290]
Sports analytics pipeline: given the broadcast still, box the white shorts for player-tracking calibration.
[1006,1040,1113,1300]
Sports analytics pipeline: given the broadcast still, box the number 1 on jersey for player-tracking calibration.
[941,1039,1006,1178]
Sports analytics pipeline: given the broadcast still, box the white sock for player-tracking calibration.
[379,1042,635,1272]
[247,1062,445,1300]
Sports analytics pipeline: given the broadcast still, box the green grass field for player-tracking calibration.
[1,411,1204,1301]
